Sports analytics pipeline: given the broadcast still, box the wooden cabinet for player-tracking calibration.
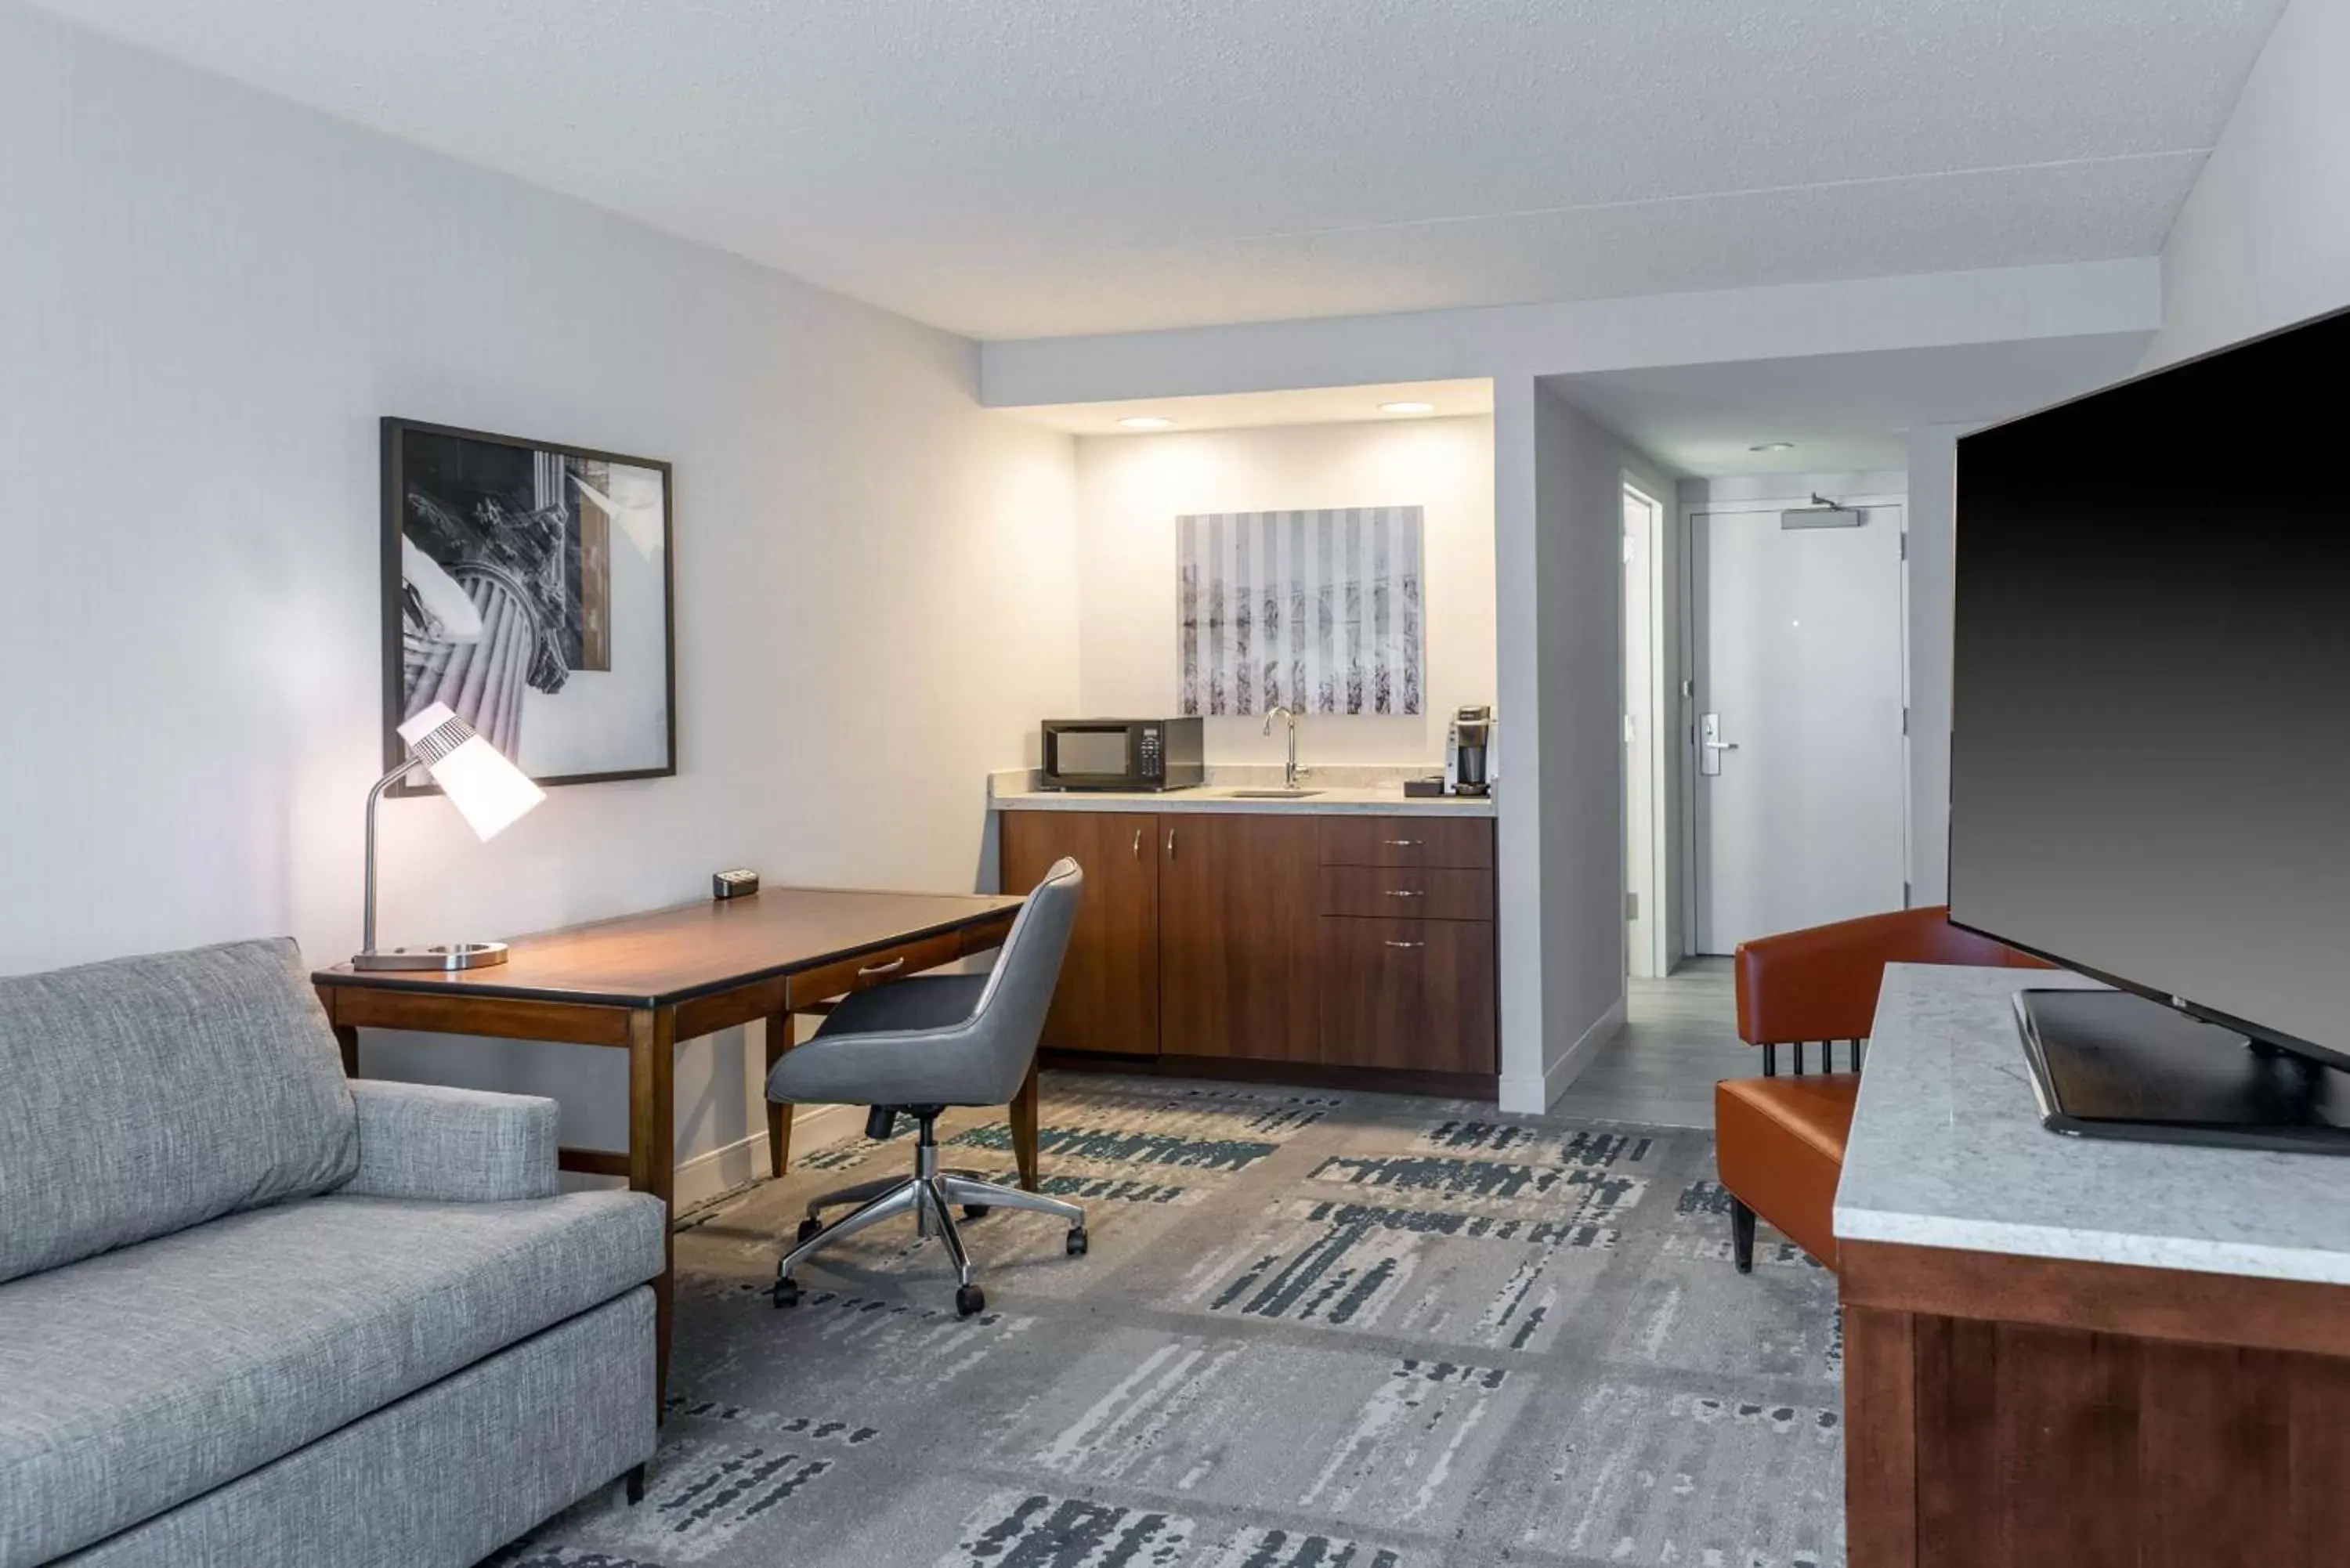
[1000,810,1159,1056]
[999,807,1496,1087]
[1158,813,1321,1063]
[1318,917,1497,1073]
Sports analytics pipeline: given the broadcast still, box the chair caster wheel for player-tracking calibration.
[963,1204,991,1220]
[796,1216,823,1245]
[955,1284,985,1317]
[772,1276,801,1309]
[1066,1226,1089,1257]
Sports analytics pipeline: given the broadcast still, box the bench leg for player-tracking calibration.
[1730,1198,1756,1274]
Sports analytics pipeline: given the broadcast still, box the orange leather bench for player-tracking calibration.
[1716,905,2052,1272]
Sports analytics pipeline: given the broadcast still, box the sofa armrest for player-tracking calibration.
[342,1079,560,1202]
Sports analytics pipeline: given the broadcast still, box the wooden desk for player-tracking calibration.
[313,885,1027,1406]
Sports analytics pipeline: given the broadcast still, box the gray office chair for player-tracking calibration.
[765,858,1086,1317]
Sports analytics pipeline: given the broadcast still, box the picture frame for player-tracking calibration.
[381,417,677,791]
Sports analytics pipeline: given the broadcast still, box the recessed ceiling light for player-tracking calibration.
[1118,415,1173,431]
[1749,440,1795,453]
[1379,401,1436,415]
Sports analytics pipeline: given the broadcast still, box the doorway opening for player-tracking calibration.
[1622,481,1672,978]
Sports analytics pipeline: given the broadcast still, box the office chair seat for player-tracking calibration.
[764,860,1086,1317]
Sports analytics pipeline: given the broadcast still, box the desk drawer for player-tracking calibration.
[1319,865,1492,921]
[1318,815,1493,869]
[786,930,964,1009]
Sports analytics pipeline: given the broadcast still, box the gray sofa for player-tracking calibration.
[0,938,666,1567]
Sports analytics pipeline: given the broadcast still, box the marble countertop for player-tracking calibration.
[1835,963,2350,1284]
[989,767,1498,818]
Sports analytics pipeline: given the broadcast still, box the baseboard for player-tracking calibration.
[671,1104,861,1210]
[1498,996,1626,1115]
[669,1133,769,1212]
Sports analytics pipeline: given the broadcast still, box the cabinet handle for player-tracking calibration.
[1383,838,1423,847]
[1166,829,1177,859]
[1132,828,1142,858]
[1384,939,1426,949]
[856,956,907,978]
[1384,889,1426,898]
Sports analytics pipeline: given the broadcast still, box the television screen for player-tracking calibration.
[1950,307,2350,1069]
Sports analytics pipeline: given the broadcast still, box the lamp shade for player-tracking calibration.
[396,702,546,841]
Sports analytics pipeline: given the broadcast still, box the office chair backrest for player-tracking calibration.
[957,856,1083,1100]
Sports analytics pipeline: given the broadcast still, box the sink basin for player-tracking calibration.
[1224,788,1324,799]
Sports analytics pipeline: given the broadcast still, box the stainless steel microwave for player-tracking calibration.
[1039,717,1205,792]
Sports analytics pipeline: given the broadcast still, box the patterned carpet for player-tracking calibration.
[492,1073,1845,1567]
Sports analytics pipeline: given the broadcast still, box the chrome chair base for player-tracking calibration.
[774,1126,1085,1317]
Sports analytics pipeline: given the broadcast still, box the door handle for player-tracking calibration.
[1166,829,1177,859]
[1132,828,1142,858]
[1699,713,1737,776]
[856,956,906,979]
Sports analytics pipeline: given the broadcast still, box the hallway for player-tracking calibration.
[1551,958,1749,1128]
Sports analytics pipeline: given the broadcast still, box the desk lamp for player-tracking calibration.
[356,701,546,970]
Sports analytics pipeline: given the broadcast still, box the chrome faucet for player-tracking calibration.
[1263,704,1302,789]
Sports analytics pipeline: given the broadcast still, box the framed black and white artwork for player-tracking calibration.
[381,418,675,789]
[1177,506,1424,717]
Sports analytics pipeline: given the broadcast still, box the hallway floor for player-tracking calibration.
[1552,957,1750,1128]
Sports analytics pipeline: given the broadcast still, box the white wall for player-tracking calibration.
[2142,0,2350,368]
[1493,385,1661,1111]
[0,1,1079,1197]
[983,261,2163,410]
[1072,417,1495,768]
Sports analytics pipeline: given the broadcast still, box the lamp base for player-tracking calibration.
[352,941,512,972]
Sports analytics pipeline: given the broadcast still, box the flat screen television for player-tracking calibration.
[1950,305,2350,1151]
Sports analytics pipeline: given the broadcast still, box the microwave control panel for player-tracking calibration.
[1137,724,1163,779]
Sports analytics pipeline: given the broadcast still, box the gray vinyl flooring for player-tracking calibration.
[1551,956,1751,1128]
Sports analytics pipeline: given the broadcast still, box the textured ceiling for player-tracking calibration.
[1548,333,2154,476]
[29,0,2287,339]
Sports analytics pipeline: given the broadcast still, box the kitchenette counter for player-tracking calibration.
[989,768,1497,817]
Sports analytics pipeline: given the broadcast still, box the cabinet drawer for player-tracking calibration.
[785,930,964,1010]
[1318,815,1493,869]
[1319,865,1493,922]
[1318,917,1497,1075]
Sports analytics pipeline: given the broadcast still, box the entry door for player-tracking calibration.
[1693,503,1907,953]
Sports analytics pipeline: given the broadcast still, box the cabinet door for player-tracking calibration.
[1318,918,1497,1074]
[1159,814,1321,1062]
[1000,811,1159,1056]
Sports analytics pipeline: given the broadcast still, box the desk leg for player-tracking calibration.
[765,1011,794,1180]
[1010,1060,1041,1193]
[628,1007,677,1421]
[331,1024,360,1079]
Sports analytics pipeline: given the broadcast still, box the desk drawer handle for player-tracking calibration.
[1384,888,1426,898]
[857,956,908,978]
[1384,939,1426,949]
[1383,838,1423,847]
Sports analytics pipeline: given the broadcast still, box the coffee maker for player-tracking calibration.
[1444,705,1495,796]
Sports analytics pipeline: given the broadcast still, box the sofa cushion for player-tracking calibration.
[0,1189,666,1568]
[0,938,358,1284]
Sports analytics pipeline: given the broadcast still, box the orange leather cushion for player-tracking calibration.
[1715,1075,1860,1270]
